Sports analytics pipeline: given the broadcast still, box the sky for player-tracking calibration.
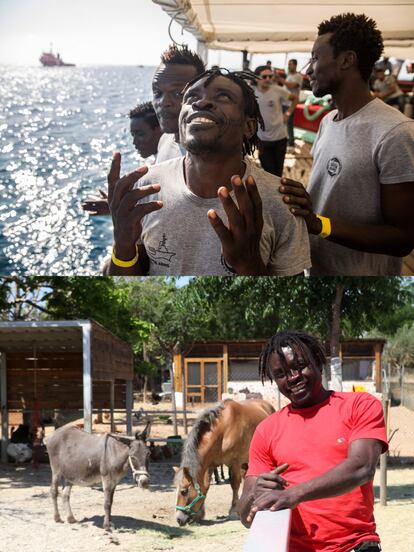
[0,0,298,69]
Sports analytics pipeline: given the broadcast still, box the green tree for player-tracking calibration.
[383,322,414,406]
[188,276,409,339]
[123,278,213,432]
[384,322,414,368]
[368,279,414,336]
[0,277,54,320]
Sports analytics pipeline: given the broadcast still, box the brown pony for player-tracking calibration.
[174,399,274,526]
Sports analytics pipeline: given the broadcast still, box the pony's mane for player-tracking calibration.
[180,400,230,480]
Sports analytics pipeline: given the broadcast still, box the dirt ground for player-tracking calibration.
[1,402,413,552]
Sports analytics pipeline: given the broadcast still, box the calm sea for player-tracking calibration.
[0,65,155,275]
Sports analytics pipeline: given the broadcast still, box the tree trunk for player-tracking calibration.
[167,351,178,435]
[181,363,188,435]
[143,343,149,404]
[143,375,148,404]
[329,283,345,391]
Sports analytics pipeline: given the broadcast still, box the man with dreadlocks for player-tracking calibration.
[238,330,387,552]
[278,13,414,276]
[107,68,311,275]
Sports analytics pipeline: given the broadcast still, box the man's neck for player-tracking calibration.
[184,152,246,199]
[257,84,270,93]
[332,78,374,120]
[291,388,332,409]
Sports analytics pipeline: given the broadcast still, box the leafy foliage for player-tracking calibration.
[186,276,410,340]
[384,322,414,368]
[124,277,213,354]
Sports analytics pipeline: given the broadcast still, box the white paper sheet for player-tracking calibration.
[243,509,292,552]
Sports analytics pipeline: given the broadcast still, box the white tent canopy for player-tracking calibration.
[153,0,414,58]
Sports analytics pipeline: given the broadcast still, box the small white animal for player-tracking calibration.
[7,443,32,463]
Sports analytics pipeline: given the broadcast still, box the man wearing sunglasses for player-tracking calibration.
[254,65,298,177]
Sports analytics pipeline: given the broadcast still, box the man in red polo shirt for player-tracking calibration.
[238,330,388,552]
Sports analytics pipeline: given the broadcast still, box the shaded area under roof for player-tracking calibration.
[153,0,414,57]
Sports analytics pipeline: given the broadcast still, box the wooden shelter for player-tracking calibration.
[0,320,134,463]
[173,338,386,405]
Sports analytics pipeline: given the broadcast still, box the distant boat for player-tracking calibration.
[39,48,75,67]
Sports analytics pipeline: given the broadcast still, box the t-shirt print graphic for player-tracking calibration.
[327,157,342,176]
[147,233,176,267]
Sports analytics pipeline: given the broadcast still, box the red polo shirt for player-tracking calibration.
[246,392,388,552]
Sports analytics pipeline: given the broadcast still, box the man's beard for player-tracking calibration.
[184,136,221,155]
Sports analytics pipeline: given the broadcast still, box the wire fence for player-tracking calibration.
[388,363,414,411]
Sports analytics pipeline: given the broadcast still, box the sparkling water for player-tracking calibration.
[0,65,155,275]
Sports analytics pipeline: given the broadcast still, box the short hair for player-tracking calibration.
[129,101,159,129]
[317,13,384,81]
[254,65,270,76]
[182,68,264,157]
[259,330,326,384]
[288,58,298,66]
[160,44,205,75]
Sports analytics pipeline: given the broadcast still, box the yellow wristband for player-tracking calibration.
[316,215,331,239]
[111,244,139,268]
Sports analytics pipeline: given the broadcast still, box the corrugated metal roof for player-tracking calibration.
[0,321,87,353]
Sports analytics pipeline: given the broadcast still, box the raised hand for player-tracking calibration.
[247,464,298,524]
[253,463,289,498]
[81,189,110,216]
[207,174,266,275]
[248,487,300,522]
[279,177,321,234]
[108,152,163,261]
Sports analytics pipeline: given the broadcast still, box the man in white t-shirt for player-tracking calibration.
[278,13,414,275]
[279,59,303,146]
[107,69,311,276]
[254,65,298,176]
[372,68,404,112]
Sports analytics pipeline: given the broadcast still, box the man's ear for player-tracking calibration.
[340,50,357,71]
[244,117,257,140]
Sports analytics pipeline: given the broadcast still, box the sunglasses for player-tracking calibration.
[261,74,273,80]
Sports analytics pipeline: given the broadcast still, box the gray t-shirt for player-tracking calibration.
[135,156,311,275]
[373,75,403,100]
[256,86,291,141]
[155,133,186,163]
[308,98,414,275]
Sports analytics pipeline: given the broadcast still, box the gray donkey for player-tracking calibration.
[46,422,151,530]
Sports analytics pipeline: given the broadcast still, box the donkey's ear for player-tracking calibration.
[110,434,134,446]
[136,420,151,441]
[172,465,180,473]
